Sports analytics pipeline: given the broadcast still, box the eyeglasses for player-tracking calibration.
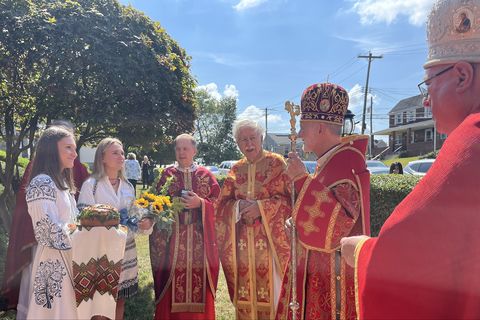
[417,65,454,98]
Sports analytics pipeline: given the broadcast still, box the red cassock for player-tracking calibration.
[1,158,89,310]
[276,135,370,320]
[150,165,220,320]
[355,113,480,319]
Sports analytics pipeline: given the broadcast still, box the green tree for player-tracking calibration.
[0,0,196,232]
[194,89,241,164]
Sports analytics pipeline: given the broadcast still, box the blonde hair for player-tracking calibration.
[92,137,126,181]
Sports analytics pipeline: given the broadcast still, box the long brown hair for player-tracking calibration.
[29,126,76,192]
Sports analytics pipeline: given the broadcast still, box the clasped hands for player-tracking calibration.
[181,191,202,210]
[239,199,261,223]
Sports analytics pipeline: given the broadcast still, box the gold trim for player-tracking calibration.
[258,200,282,274]
[186,224,193,303]
[232,204,239,313]
[354,237,370,320]
[341,259,346,320]
[292,176,314,221]
[202,199,216,298]
[171,302,205,313]
[314,145,366,179]
[156,214,180,304]
[247,226,258,317]
[330,253,336,320]
[325,203,342,250]
[353,170,368,235]
[300,249,309,320]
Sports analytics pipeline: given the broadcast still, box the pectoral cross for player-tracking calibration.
[285,101,300,151]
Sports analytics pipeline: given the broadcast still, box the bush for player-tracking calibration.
[398,151,409,158]
[420,151,437,159]
[370,174,421,236]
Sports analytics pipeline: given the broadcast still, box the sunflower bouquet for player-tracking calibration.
[130,177,184,236]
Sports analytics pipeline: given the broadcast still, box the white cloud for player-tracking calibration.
[196,82,239,100]
[233,0,267,11]
[223,84,239,99]
[238,105,282,125]
[351,0,435,26]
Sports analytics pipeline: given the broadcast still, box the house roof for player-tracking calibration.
[266,133,293,145]
[374,119,434,135]
[389,95,424,114]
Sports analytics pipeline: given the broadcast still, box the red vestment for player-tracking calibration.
[1,158,88,310]
[355,113,480,319]
[216,151,291,320]
[150,165,220,319]
[276,135,370,320]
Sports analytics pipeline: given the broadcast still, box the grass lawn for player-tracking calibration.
[125,235,235,320]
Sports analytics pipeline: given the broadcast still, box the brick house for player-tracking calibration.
[374,95,447,156]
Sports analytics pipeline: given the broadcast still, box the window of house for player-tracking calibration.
[407,110,415,123]
[395,133,403,145]
[395,113,402,125]
[425,128,433,141]
[424,107,432,119]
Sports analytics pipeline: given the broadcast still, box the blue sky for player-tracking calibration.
[118,0,435,136]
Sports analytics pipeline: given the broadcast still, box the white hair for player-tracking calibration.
[232,119,265,141]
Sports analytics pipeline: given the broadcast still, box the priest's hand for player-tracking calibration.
[286,151,307,180]
[340,235,370,267]
[138,217,154,230]
[240,200,261,222]
[181,191,202,209]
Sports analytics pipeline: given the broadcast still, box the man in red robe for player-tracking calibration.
[216,119,291,319]
[341,1,480,318]
[276,83,370,320]
[149,133,220,319]
[1,157,89,311]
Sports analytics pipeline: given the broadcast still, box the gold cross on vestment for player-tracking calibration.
[239,286,248,298]
[258,287,268,299]
[255,239,267,250]
[238,239,247,251]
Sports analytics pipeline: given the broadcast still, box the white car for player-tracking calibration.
[366,160,390,174]
[218,160,238,175]
[205,165,220,176]
[404,159,435,176]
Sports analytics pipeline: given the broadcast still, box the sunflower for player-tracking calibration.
[135,198,149,208]
[142,192,157,202]
[152,201,164,213]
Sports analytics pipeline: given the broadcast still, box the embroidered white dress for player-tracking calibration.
[22,174,77,319]
[78,177,140,299]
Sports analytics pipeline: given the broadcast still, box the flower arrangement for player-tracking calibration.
[130,176,184,236]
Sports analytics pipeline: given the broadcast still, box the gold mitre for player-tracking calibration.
[425,0,480,68]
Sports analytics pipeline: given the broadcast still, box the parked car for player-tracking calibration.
[218,160,238,175]
[366,160,390,174]
[404,159,435,176]
[205,165,220,176]
[303,161,317,174]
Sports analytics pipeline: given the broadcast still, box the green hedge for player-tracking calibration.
[370,174,421,236]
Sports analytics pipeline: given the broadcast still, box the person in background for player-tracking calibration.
[1,121,89,315]
[124,153,141,195]
[141,155,151,189]
[389,162,403,174]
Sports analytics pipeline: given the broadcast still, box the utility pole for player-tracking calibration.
[369,96,373,158]
[265,107,268,136]
[359,52,382,134]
